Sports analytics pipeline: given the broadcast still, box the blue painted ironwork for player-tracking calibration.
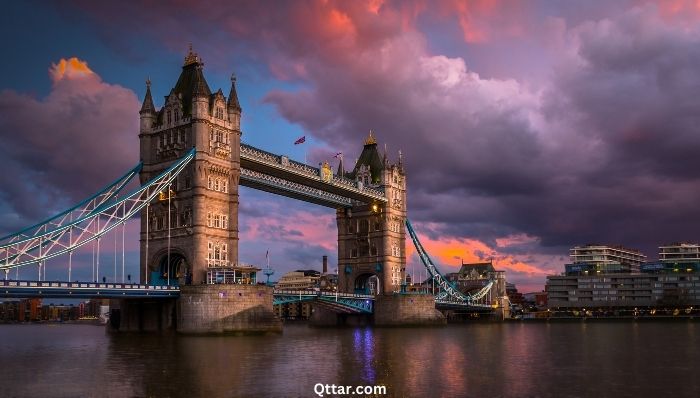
[406,219,494,307]
[0,149,195,271]
[0,163,141,244]
[273,290,374,313]
[0,280,179,299]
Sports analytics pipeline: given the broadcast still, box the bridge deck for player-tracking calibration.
[0,281,179,299]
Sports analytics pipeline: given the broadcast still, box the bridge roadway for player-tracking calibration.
[0,280,179,299]
[0,281,493,314]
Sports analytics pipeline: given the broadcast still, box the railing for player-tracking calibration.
[240,168,353,207]
[273,289,374,300]
[0,280,179,290]
[240,142,386,201]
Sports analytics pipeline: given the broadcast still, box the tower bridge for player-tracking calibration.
[0,47,500,332]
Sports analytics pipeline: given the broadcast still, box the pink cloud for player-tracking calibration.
[0,57,139,229]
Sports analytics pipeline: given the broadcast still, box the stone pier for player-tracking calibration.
[177,284,282,334]
[110,298,177,332]
[373,294,446,326]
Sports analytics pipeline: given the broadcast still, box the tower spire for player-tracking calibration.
[140,78,155,114]
[228,73,242,112]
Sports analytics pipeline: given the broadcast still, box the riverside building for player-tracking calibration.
[547,243,700,309]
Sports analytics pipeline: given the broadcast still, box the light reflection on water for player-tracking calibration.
[1,322,700,397]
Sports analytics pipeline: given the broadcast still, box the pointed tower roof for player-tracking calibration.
[140,79,155,114]
[337,155,345,177]
[172,45,211,115]
[228,74,242,112]
[350,130,385,182]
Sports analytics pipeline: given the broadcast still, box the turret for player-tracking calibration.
[227,74,242,131]
[139,79,156,133]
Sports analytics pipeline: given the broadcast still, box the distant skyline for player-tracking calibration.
[2,1,700,292]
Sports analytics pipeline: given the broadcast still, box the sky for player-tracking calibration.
[1,0,700,293]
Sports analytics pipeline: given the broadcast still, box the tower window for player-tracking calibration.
[174,110,180,122]
[167,111,172,125]
[216,107,224,119]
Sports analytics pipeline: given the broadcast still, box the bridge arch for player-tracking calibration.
[354,273,381,295]
[151,249,190,286]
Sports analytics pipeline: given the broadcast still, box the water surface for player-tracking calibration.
[0,322,698,397]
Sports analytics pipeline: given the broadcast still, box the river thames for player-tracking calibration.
[1,322,699,397]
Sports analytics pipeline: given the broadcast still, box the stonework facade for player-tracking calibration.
[336,133,407,295]
[138,47,242,285]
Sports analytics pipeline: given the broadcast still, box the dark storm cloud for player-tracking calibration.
[13,1,700,283]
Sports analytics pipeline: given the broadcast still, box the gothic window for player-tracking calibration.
[209,130,214,141]
[374,219,381,231]
[359,219,369,234]
[157,215,164,230]
[222,179,228,193]
[167,111,172,125]
[216,107,224,119]
[222,215,228,229]
[174,110,180,122]
[350,246,358,258]
[179,212,186,227]
[160,134,165,147]
[214,178,220,191]
[359,241,369,257]
[348,222,355,234]
[370,244,378,256]
[208,176,213,190]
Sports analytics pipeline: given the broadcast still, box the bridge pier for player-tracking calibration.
[176,285,282,334]
[373,294,446,326]
[110,298,177,332]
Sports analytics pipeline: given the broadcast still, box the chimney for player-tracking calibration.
[322,255,328,274]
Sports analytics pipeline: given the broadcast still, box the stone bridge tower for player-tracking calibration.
[336,132,407,295]
[138,47,241,285]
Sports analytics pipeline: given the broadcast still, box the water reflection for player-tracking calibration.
[353,328,376,384]
[1,322,700,397]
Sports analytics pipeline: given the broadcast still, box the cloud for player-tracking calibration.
[49,57,95,83]
[0,57,139,234]
[44,1,700,292]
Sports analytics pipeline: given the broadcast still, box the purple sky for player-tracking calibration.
[2,0,700,292]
